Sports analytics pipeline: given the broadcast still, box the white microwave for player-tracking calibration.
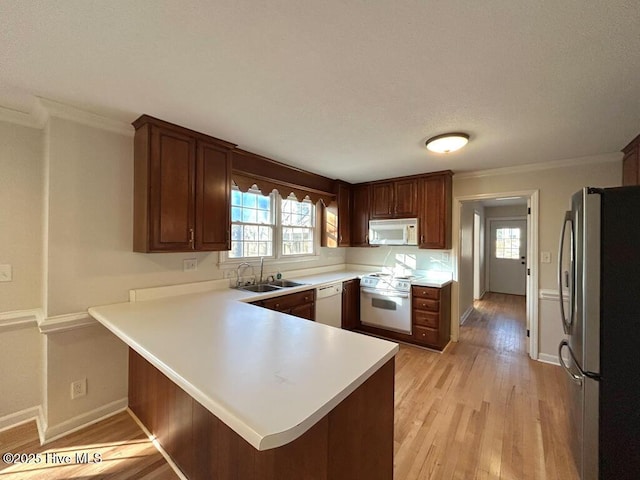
[368,218,418,246]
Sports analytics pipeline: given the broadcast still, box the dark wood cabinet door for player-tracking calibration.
[370,182,394,219]
[351,184,371,246]
[148,125,196,251]
[337,182,351,246]
[290,302,315,321]
[394,179,418,217]
[622,148,639,186]
[196,141,231,251]
[322,182,352,248]
[341,279,360,330]
[419,174,452,249]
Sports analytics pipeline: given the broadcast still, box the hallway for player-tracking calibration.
[393,293,578,479]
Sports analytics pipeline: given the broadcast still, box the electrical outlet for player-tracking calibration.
[541,251,552,263]
[441,252,450,263]
[71,378,87,399]
[183,258,197,272]
[0,264,12,282]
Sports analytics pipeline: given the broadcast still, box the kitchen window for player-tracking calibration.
[227,184,316,261]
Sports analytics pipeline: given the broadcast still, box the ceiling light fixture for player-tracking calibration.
[425,132,469,153]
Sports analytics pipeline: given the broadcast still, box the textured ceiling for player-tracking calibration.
[1,1,639,182]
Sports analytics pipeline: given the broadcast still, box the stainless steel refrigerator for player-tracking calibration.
[558,186,640,479]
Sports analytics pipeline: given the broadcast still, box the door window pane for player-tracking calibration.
[496,228,520,259]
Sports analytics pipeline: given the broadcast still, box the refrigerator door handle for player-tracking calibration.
[559,341,583,385]
[558,211,574,334]
[559,340,601,384]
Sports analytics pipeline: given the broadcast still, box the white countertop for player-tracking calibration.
[89,269,398,451]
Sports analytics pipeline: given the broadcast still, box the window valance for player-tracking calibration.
[232,171,335,206]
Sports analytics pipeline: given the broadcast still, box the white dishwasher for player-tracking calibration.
[315,283,343,328]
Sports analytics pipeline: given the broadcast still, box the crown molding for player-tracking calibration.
[38,311,97,334]
[0,309,43,333]
[455,152,622,179]
[0,105,41,129]
[0,98,134,136]
[34,98,134,137]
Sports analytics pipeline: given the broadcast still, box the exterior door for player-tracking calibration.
[488,219,527,295]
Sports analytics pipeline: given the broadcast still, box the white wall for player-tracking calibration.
[0,121,43,311]
[458,203,476,321]
[484,204,527,218]
[452,155,622,358]
[0,120,44,421]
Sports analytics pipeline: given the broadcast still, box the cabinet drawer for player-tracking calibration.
[412,286,440,300]
[413,310,439,329]
[261,289,315,312]
[414,298,439,312]
[414,326,439,346]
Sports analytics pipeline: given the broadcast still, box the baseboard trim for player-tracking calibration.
[42,397,128,444]
[460,305,474,325]
[0,405,43,434]
[537,353,560,366]
[127,408,188,480]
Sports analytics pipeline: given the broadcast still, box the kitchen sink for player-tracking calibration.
[240,284,282,293]
[268,279,306,288]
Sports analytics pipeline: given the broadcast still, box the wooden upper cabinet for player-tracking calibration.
[370,182,394,219]
[622,133,640,186]
[195,141,232,250]
[370,179,418,219]
[336,182,352,246]
[418,173,452,249]
[394,179,418,217]
[133,115,235,253]
[321,181,351,248]
[351,184,371,246]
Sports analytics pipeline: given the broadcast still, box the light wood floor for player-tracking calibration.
[394,293,578,479]
[0,412,179,479]
[0,292,577,479]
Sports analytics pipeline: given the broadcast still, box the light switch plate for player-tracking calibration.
[541,252,552,264]
[183,258,197,272]
[0,264,12,282]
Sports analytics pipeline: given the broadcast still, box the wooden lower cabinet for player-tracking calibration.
[251,289,315,321]
[129,349,394,480]
[341,279,360,330]
[412,284,451,350]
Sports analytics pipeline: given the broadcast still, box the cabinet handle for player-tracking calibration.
[420,234,424,244]
[275,303,280,309]
[189,228,195,249]
[365,234,369,243]
[339,234,343,243]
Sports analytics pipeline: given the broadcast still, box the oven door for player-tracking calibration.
[360,287,412,335]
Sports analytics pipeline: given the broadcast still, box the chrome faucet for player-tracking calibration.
[236,262,251,287]
[259,257,265,285]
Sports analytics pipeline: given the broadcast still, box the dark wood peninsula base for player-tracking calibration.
[129,349,395,480]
